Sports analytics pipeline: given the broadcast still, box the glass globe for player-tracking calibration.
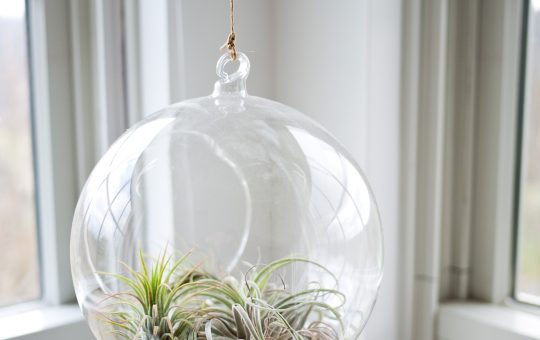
[71,52,383,339]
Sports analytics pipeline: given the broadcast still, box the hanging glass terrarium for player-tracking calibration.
[71,5,383,338]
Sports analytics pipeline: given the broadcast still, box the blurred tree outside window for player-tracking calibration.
[0,0,40,306]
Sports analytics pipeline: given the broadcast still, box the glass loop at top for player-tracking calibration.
[216,52,250,83]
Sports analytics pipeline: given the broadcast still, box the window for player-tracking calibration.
[0,0,116,337]
[0,0,40,306]
[515,0,540,307]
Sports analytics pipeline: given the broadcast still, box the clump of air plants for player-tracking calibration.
[101,252,205,339]
[103,253,345,340]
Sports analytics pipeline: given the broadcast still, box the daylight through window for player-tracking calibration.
[0,0,40,306]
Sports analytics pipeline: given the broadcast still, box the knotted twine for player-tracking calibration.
[221,0,237,60]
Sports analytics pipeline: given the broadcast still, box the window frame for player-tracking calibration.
[28,0,79,307]
[466,0,540,311]
[0,0,94,338]
[466,0,523,305]
[0,0,181,337]
[29,0,137,307]
[0,0,42,308]
[401,0,540,339]
[0,0,135,338]
[512,0,540,308]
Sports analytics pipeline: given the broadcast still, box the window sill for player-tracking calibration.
[0,304,93,340]
[438,302,540,340]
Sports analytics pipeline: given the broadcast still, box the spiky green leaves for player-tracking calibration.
[104,253,344,340]
[103,251,202,339]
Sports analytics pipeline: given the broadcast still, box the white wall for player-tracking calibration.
[177,0,274,100]
[271,2,401,339]
[143,1,402,338]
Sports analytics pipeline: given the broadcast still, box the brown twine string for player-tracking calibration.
[221,0,237,60]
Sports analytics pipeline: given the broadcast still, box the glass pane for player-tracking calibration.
[0,0,40,305]
[516,0,540,305]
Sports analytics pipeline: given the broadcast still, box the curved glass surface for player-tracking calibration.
[71,52,383,339]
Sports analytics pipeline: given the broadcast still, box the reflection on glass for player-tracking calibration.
[71,51,383,339]
[516,0,540,305]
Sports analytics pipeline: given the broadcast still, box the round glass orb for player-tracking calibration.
[71,52,383,339]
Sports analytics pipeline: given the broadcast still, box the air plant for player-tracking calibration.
[104,253,345,340]
[102,251,204,339]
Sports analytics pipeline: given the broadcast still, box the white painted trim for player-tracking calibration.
[124,0,187,122]
[27,0,78,305]
[10,1,147,337]
[93,0,128,155]
[138,0,185,115]
[400,0,527,338]
[167,0,187,103]
[123,0,143,126]
[400,0,450,339]
[0,305,92,340]
[399,0,421,339]
[70,0,98,188]
[70,0,134,179]
[439,0,481,301]
[402,0,528,337]
[470,0,523,303]
[438,303,540,340]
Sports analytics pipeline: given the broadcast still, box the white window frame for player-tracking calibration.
[0,0,92,338]
[0,0,140,338]
[0,0,186,337]
[401,0,540,339]
[29,0,78,308]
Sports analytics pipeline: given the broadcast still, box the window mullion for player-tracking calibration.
[92,0,129,156]
[27,0,78,305]
[469,0,523,303]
